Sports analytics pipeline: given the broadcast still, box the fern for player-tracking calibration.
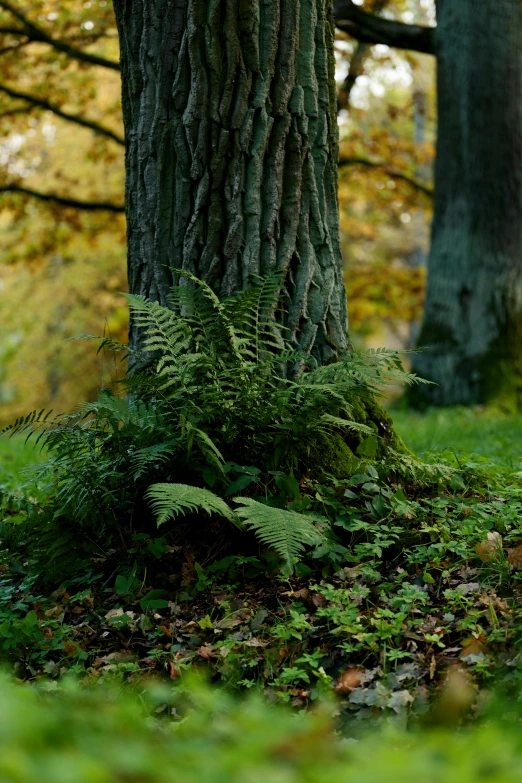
[234,498,326,574]
[146,483,326,573]
[146,483,238,527]
[2,272,426,583]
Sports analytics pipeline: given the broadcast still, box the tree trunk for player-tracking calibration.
[113,0,350,366]
[412,0,522,408]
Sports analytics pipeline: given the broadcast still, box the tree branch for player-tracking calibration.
[0,1,120,70]
[334,0,436,55]
[338,156,434,198]
[0,26,24,35]
[0,83,124,145]
[0,184,125,212]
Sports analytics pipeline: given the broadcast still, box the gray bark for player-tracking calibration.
[113,0,350,365]
[412,0,522,407]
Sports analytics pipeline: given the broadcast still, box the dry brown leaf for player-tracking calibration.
[243,637,268,648]
[334,666,366,694]
[197,644,217,660]
[507,542,522,569]
[283,588,310,601]
[460,635,488,659]
[312,593,328,608]
[475,531,503,562]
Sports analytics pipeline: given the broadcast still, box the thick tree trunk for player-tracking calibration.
[113,0,350,365]
[412,0,522,408]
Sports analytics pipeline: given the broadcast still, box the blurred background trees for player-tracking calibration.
[0,0,435,421]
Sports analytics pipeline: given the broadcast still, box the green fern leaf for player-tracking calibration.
[234,498,326,573]
[146,483,238,527]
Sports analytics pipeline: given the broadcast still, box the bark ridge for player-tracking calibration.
[114,0,349,364]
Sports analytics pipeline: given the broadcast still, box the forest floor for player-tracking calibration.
[2,407,522,779]
[1,407,522,724]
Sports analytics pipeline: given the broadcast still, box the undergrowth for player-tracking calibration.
[0,276,522,727]
[0,272,422,584]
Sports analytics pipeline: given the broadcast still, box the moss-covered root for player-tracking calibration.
[299,399,408,481]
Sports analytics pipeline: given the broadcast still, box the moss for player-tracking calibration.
[297,397,409,482]
[299,432,357,480]
[348,396,409,457]
[478,324,522,412]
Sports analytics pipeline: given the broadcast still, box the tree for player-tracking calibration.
[413,0,522,408]
[0,0,432,414]
[113,0,349,365]
[337,0,522,407]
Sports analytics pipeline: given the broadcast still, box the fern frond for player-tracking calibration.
[129,442,178,479]
[234,498,326,573]
[146,483,238,527]
[65,334,131,359]
[318,414,373,434]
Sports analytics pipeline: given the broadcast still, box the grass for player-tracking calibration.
[0,436,44,496]
[393,406,522,468]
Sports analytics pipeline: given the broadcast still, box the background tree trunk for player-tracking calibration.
[412,0,522,408]
[113,0,350,365]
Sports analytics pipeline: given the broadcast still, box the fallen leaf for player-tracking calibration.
[507,542,522,568]
[197,644,217,659]
[312,594,327,608]
[334,666,366,694]
[342,565,362,580]
[283,588,310,601]
[460,635,488,659]
[96,651,134,666]
[105,608,124,620]
[476,531,503,562]
[456,582,480,595]
[216,617,241,630]
[243,637,268,648]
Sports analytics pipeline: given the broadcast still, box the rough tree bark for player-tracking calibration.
[338,0,522,408]
[113,0,350,366]
[412,0,522,407]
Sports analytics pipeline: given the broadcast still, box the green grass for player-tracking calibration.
[0,437,43,490]
[393,406,522,468]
